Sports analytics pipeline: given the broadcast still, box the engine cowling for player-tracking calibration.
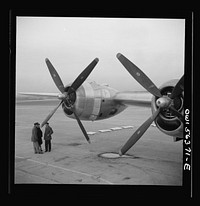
[62,82,94,120]
[151,79,184,138]
[62,81,126,121]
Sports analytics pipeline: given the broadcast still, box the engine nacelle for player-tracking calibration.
[151,79,184,138]
[62,81,127,121]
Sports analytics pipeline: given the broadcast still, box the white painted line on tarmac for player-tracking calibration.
[87,132,97,135]
[87,125,135,136]
[121,126,134,129]
[98,129,112,133]
[15,156,113,185]
[110,127,122,131]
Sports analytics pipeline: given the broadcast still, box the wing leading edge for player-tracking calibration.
[18,92,59,98]
[114,91,152,107]
[19,91,152,107]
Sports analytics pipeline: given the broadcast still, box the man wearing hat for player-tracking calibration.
[44,122,53,152]
[31,122,41,154]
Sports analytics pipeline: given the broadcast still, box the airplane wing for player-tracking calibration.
[19,91,152,107]
[114,91,152,107]
[18,92,59,98]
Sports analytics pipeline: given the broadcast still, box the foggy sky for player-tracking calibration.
[16,17,185,93]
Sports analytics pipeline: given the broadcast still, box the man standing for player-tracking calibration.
[31,122,40,154]
[37,123,43,153]
[44,122,53,152]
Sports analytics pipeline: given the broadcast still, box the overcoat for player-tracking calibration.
[44,126,53,140]
[31,126,38,142]
[37,128,43,145]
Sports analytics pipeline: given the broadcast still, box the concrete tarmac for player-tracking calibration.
[15,99,183,185]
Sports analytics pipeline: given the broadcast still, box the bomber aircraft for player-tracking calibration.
[20,53,184,156]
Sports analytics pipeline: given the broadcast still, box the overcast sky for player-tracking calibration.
[16,17,185,93]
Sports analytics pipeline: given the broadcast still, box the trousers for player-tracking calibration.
[45,140,51,152]
[33,141,40,153]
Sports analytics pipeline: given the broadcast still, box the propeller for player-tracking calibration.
[45,58,65,93]
[71,106,91,144]
[116,53,162,98]
[119,108,160,156]
[116,53,184,156]
[68,58,99,94]
[41,57,99,144]
[170,75,184,99]
[41,101,63,127]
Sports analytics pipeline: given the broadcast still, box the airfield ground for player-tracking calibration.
[15,99,183,185]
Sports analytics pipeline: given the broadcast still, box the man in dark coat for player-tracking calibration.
[36,123,43,153]
[31,122,40,154]
[44,122,53,152]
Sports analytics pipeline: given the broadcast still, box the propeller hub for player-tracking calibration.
[58,93,67,100]
[156,96,171,108]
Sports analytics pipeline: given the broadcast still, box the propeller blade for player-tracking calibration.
[45,58,65,93]
[71,107,91,144]
[41,101,62,127]
[116,53,162,97]
[69,58,99,93]
[119,108,160,156]
[170,106,184,122]
[170,75,184,99]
